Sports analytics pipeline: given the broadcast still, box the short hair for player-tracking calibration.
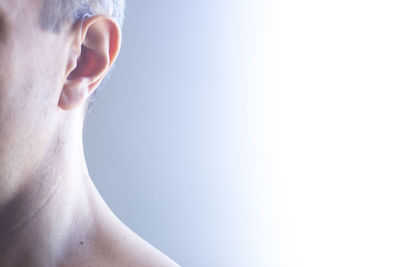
[40,0,126,116]
[40,0,125,33]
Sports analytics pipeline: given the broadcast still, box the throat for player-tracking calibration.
[0,161,93,267]
[0,170,65,252]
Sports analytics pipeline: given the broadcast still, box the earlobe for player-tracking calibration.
[58,78,90,110]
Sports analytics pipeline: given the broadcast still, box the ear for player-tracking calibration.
[58,15,121,111]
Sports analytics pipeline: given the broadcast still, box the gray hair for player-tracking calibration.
[40,0,126,117]
[40,0,125,33]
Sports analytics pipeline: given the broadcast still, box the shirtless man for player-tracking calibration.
[0,0,179,266]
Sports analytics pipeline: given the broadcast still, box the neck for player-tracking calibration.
[0,114,106,266]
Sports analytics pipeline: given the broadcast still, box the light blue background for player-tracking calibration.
[84,1,270,266]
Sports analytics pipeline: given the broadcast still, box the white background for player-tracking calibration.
[84,0,400,266]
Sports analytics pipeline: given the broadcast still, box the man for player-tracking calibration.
[0,0,179,266]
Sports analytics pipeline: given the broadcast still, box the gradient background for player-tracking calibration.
[85,0,400,266]
[84,1,271,266]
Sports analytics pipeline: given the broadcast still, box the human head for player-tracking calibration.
[0,0,123,179]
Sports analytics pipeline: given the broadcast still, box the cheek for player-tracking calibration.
[0,49,51,139]
[0,20,68,126]
[12,46,60,113]
[35,40,68,109]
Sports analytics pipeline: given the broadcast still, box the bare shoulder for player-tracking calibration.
[62,215,180,267]
[94,222,180,267]
[109,228,180,267]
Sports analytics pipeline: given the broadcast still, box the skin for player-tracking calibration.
[0,0,180,266]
